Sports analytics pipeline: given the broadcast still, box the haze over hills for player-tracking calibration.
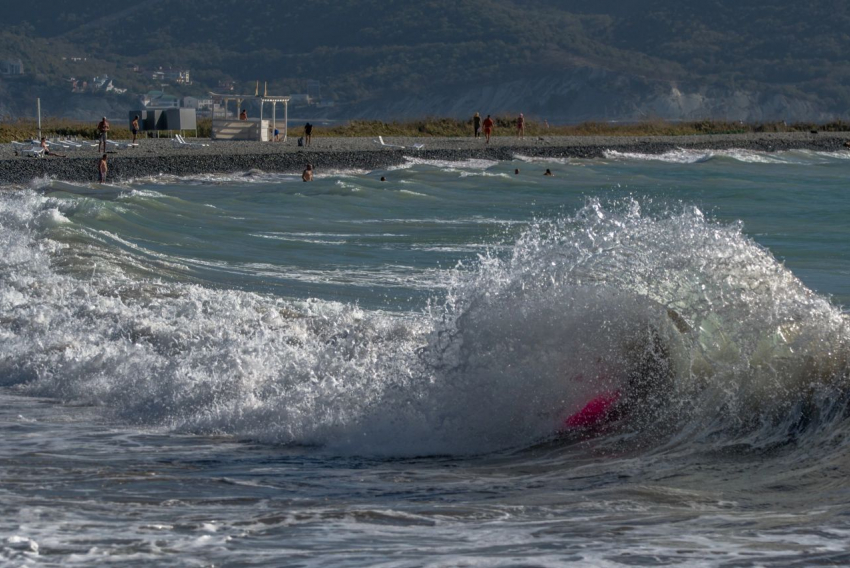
[1,0,849,122]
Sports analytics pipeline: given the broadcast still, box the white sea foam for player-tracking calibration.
[2,189,849,458]
[249,232,348,245]
[604,147,842,164]
[389,156,499,172]
[512,154,572,165]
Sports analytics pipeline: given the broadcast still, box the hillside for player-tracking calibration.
[1,0,849,121]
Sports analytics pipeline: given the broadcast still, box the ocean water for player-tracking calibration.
[3,149,850,566]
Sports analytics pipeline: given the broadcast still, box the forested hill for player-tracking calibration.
[2,0,849,121]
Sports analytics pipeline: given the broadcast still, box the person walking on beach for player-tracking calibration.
[482,114,494,144]
[517,113,525,139]
[96,116,110,153]
[302,163,313,181]
[98,154,108,183]
[304,122,313,146]
[131,115,140,144]
[473,112,481,138]
[40,138,66,158]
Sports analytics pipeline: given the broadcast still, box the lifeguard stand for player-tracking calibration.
[210,84,290,141]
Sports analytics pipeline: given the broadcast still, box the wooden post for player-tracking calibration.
[37,98,41,140]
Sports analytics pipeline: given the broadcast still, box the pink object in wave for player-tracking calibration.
[563,390,621,429]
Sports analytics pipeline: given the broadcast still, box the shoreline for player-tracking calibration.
[2,132,849,184]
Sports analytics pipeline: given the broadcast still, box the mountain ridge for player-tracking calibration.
[1,0,848,121]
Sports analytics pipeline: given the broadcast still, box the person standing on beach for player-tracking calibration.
[131,115,140,144]
[302,163,313,181]
[96,117,110,153]
[98,154,108,183]
[473,112,481,138]
[304,122,313,146]
[482,114,494,144]
[517,113,525,139]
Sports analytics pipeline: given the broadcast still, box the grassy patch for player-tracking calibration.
[3,117,849,143]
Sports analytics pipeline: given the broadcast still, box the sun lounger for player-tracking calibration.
[172,134,209,148]
[47,139,73,150]
[107,140,139,150]
[374,136,423,150]
[11,141,44,158]
[57,139,85,150]
[375,136,405,149]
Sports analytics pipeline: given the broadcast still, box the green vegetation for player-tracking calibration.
[315,118,850,137]
[4,117,847,144]
[0,118,132,144]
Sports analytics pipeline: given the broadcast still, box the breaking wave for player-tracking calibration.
[2,188,849,456]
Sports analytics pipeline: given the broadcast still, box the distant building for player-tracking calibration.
[0,59,24,76]
[152,67,191,85]
[92,75,113,91]
[182,96,213,110]
[88,75,127,94]
[218,80,236,92]
[141,90,180,108]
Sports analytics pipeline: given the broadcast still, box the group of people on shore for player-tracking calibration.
[472,113,527,142]
[73,111,550,183]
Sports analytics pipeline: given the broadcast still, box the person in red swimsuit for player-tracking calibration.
[482,114,494,144]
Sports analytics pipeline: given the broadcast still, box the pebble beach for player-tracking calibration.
[2,131,849,184]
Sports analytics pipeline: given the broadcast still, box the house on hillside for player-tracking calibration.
[182,96,213,110]
[152,67,191,85]
[0,59,24,76]
[141,90,181,109]
[92,75,113,91]
[90,75,127,95]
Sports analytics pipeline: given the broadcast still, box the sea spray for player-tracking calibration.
[2,188,850,456]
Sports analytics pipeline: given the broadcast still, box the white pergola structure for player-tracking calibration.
[210,87,290,141]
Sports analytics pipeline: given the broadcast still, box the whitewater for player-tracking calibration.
[3,149,850,566]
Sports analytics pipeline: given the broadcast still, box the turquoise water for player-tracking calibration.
[3,148,850,565]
